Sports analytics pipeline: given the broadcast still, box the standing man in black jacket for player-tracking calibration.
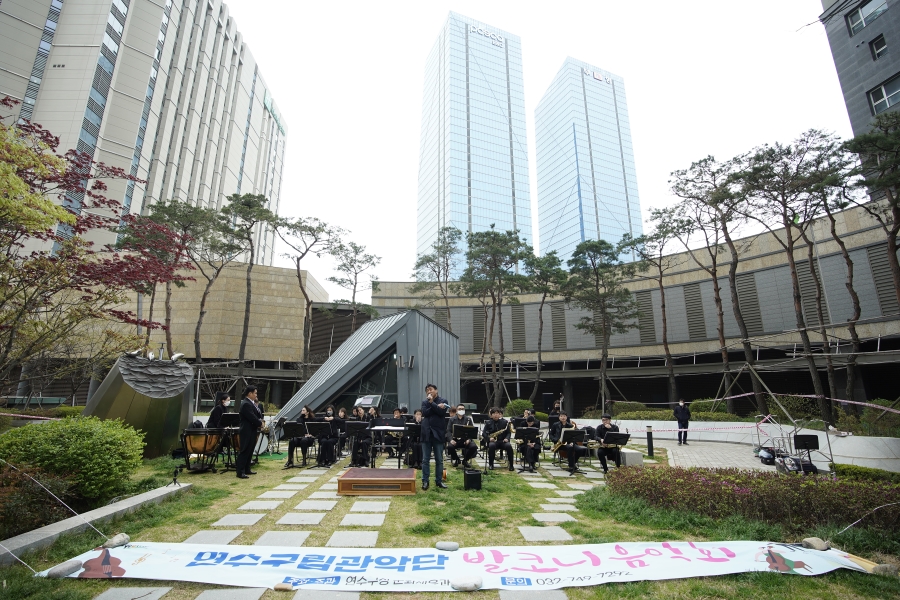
[236,385,263,479]
[674,399,691,445]
[420,383,448,490]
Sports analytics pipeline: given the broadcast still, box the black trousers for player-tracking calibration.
[677,420,689,444]
[236,426,257,475]
[318,436,338,464]
[519,442,540,465]
[598,447,620,472]
[448,439,477,463]
[564,443,588,471]
[407,437,422,467]
[351,436,372,466]
[288,437,316,462]
[489,440,513,466]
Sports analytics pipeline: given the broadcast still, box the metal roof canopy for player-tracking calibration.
[275,310,459,422]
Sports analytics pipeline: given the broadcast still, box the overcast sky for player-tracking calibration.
[222,0,852,302]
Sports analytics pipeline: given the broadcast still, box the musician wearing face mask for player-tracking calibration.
[207,392,231,428]
[317,405,342,466]
[482,408,514,471]
[596,413,622,474]
[550,411,587,474]
[446,404,476,468]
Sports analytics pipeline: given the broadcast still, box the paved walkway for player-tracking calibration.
[652,440,776,471]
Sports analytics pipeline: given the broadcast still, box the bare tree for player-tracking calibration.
[409,226,463,332]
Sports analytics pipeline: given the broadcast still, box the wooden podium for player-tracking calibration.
[337,467,417,496]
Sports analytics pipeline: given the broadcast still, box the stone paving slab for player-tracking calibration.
[286,477,319,483]
[320,483,338,490]
[532,513,577,523]
[554,491,584,497]
[309,492,342,499]
[518,526,573,542]
[540,504,578,512]
[567,484,594,490]
[212,514,265,527]
[327,531,379,547]
[657,440,775,471]
[238,501,283,511]
[258,491,297,499]
[295,500,338,511]
[527,482,557,489]
[277,513,326,525]
[254,531,311,546]
[544,497,576,503]
[352,496,394,500]
[583,471,605,479]
[517,470,542,477]
[350,501,390,512]
[183,530,242,544]
[292,591,361,600]
[93,587,171,600]
[329,477,339,482]
[500,591,568,600]
[545,470,573,478]
[194,589,266,600]
[275,484,308,490]
[339,513,385,527]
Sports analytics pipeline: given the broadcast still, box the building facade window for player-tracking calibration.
[19,0,64,122]
[871,34,888,59]
[869,72,900,114]
[848,0,888,35]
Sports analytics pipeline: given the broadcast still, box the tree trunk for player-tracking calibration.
[350,273,359,333]
[294,257,313,368]
[144,286,157,348]
[479,301,490,410]
[711,275,735,413]
[194,273,220,364]
[804,235,838,401]
[442,280,453,333]
[488,295,501,406]
[164,280,174,360]
[783,222,830,423]
[497,292,507,401]
[722,222,768,415]
[237,243,255,378]
[886,191,900,308]
[600,325,611,414]
[657,267,678,405]
[528,294,547,403]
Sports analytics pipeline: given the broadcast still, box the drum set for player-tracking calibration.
[180,415,283,473]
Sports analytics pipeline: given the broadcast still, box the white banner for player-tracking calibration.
[41,541,866,591]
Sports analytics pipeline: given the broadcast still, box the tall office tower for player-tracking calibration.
[535,58,641,263]
[0,0,286,264]
[416,12,532,271]
[820,0,900,135]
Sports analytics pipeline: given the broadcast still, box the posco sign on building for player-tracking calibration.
[469,24,504,47]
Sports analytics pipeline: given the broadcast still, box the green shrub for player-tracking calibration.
[0,465,72,538]
[688,398,730,413]
[504,398,533,418]
[614,410,756,422]
[833,400,900,438]
[831,463,900,484]
[605,466,900,532]
[0,416,144,503]
[768,395,820,421]
[51,406,86,418]
[534,412,548,421]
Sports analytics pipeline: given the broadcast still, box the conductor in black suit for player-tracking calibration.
[236,385,263,479]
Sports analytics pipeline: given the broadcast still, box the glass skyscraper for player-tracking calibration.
[535,57,642,263]
[416,12,532,269]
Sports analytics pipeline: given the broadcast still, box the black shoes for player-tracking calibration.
[436,480,448,489]
[422,481,430,490]
[462,460,471,469]
[683,442,689,445]
[488,464,495,470]
[507,464,515,471]
[237,473,249,479]
[247,470,257,475]
[282,462,293,469]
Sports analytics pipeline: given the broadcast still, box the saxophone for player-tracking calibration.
[551,421,577,453]
[488,420,510,441]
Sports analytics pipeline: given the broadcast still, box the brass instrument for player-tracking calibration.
[551,421,578,453]
[487,421,510,441]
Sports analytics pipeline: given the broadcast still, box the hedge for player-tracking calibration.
[831,463,900,484]
[614,410,757,422]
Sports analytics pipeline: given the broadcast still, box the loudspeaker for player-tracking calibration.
[464,469,482,491]
[542,393,554,412]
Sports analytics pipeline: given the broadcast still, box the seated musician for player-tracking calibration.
[482,407,514,471]
[317,405,342,466]
[517,414,540,472]
[523,409,539,427]
[207,392,231,428]
[446,404,476,468]
[550,411,587,474]
[385,407,404,458]
[336,407,349,456]
[407,409,424,468]
[284,406,317,468]
[596,413,621,474]
[349,413,374,467]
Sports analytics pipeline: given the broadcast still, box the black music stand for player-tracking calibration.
[511,417,528,430]
[514,427,540,473]
[560,429,587,471]
[405,423,422,465]
[345,421,370,467]
[219,413,240,427]
[218,413,241,472]
[472,413,487,424]
[281,422,307,468]
[602,432,630,446]
[304,421,333,469]
[271,417,287,454]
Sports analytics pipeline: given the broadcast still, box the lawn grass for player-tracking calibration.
[0,450,897,599]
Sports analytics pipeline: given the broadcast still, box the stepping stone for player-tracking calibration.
[545,498,576,504]
[238,501,283,510]
[518,526,573,542]
[350,501,390,512]
[183,530,242,544]
[546,470,573,478]
[93,588,171,600]
[645,459,657,463]
[292,592,361,600]
[340,513,385,527]
[528,482,557,489]
[212,514,265,527]
[309,492,341,499]
[329,477,339,482]
[295,500,337,511]
[540,504,578,512]
[353,495,394,500]
[532,513,576,523]
[555,490,584,497]
[275,484,308,490]
[258,491,297,499]
[583,472,605,479]
[577,465,596,471]
[277,513,326,525]
[500,591,568,600]
[567,484,594,490]
[254,530,311,547]
[327,531,379,547]
[195,589,266,600]
[320,483,338,490]
[518,470,542,477]
[287,477,319,483]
